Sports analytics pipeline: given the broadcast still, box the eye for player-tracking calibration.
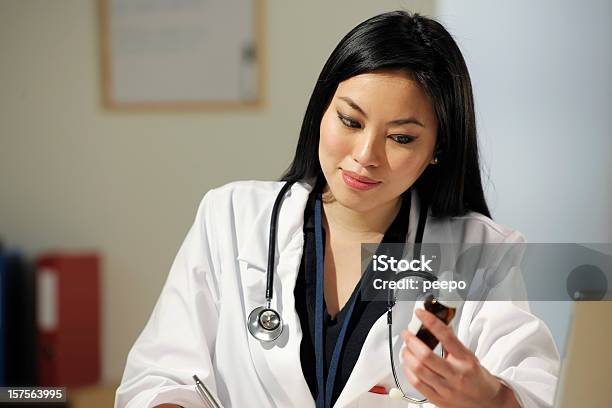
[389,135,416,144]
[337,114,360,129]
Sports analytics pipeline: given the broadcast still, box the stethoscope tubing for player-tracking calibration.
[265,180,296,302]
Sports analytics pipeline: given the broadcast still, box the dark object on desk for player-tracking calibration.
[0,247,5,386]
[0,249,38,386]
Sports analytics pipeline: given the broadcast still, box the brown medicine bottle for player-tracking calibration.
[411,294,456,350]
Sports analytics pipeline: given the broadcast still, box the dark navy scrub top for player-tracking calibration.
[293,182,411,406]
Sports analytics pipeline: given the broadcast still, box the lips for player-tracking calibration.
[341,169,381,191]
[341,170,379,184]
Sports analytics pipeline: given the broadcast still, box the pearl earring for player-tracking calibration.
[432,156,439,164]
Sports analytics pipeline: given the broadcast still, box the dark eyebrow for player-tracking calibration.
[338,96,425,127]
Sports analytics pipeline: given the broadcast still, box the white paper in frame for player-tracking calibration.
[99,0,266,112]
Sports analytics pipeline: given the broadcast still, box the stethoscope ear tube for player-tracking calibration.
[265,180,296,301]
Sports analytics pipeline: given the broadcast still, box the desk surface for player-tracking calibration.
[67,384,118,408]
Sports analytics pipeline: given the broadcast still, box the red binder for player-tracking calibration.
[36,253,101,387]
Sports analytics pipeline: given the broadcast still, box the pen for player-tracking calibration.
[193,374,222,408]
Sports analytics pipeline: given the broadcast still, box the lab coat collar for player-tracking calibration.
[235,177,316,271]
[235,177,424,266]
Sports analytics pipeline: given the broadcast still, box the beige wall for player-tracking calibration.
[0,0,435,383]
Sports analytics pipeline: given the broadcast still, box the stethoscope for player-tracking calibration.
[247,180,439,406]
[246,180,296,342]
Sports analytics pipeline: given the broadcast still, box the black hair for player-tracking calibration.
[280,10,491,219]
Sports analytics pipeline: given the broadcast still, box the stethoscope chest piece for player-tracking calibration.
[247,306,283,342]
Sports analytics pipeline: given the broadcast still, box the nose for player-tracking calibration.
[352,130,383,168]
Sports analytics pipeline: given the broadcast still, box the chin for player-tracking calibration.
[328,179,381,212]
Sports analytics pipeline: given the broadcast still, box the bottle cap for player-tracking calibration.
[435,270,463,309]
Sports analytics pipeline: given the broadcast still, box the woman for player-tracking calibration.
[115,11,559,408]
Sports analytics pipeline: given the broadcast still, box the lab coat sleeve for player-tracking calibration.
[115,189,223,408]
[465,234,560,408]
[467,301,560,408]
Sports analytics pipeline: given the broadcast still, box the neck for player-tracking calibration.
[321,184,402,238]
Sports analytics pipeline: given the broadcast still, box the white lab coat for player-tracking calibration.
[115,179,559,408]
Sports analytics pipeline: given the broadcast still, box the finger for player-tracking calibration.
[402,358,442,403]
[402,330,455,380]
[414,308,469,358]
[402,345,450,396]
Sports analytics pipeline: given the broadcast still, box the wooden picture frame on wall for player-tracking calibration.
[99,0,266,112]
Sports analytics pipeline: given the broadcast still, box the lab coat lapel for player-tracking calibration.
[333,303,414,407]
[236,179,316,407]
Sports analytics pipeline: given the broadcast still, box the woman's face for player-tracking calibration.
[318,70,438,213]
